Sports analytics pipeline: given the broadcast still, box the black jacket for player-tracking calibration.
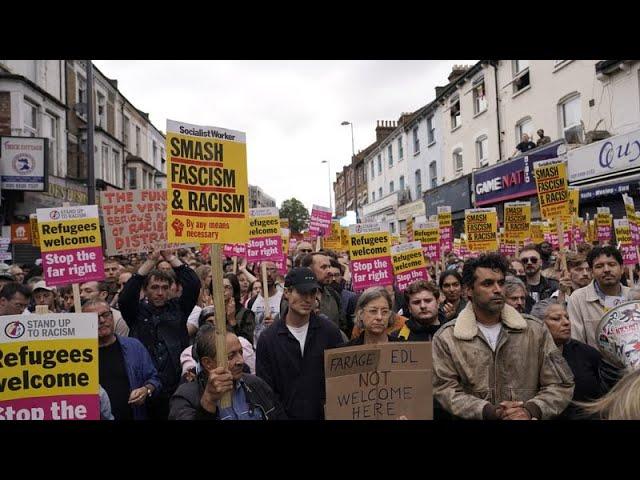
[527,275,559,302]
[118,264,200,396]
[342,332,399,347]
[168,373,287,420]
[255,309,343,420]
[560,339,604,420]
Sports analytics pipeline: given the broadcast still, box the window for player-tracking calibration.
[102,144,109,182]
[128,167,137,189]
[560,94,581,129]
[415,170,422,199]
[23,100,38,136]
[429,161,437,189]
[97,92,106,128]
[390,222,396,234]
[516,117,533,144]
[388,145,393,166]
[473,79,487,115]
[377,155,382,175]
[398,137,403,159]
[453,149,464,176]
[512,61,530,94]
[476,136,488,166]
[389,181,394,193]
[427,115,435,144]
[413,127,420,154]
[113,149,121,187]
[372,191,376,202]
[450,96,461,129]
[42,112,57,174]
[77,74,87,105]
[399,175,405,191]
[123,117,130,148]
[370,160,374,179]
[135,126,141,156]
[153,140,158,166]
[378,187,382,198]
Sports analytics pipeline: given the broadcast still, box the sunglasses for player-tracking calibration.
[521,257,539,264]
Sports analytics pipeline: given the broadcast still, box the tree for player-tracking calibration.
[279,198,310,234]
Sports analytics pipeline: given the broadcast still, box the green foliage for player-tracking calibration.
[279,198,310,234]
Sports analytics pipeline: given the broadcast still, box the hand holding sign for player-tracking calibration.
[201,367,234,413]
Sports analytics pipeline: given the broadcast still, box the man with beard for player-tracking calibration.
[504,275,534,314]
[432,253,574,420]
[329,259,356,338]
[550,252,592,304]
[391,280,443,341]
[300,253,346,333]
[518,246,558,303]
[567,246,630,348]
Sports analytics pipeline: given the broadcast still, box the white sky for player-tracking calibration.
[94,60,476,213]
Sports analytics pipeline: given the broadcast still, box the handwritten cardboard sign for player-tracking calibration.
[324,342,432,420]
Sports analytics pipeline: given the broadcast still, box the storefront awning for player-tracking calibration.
[578,173,640,201]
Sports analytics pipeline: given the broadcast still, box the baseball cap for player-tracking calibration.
[32,280,55,292]
[0,273,15,281]
[284,267,321,293]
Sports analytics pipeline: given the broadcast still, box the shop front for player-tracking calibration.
[423,173,472,236]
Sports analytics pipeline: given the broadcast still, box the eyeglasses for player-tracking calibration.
[98,311,113,319]
[521,257,539,264]
[223,284,233,289]
[364,308,391,317]
[299,249,313,253]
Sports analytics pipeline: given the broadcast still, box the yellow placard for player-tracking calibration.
[392,244,426,275]
[504,202,531,242]
[38,217,101,252]
[406,217,414,241]
[465,208,498,252]
[437,206,452,228]
[249,215,280,238]
[349,231,391,261]
[166,120,249,244]
[324,221,342,250]
[530,222,544,243]
[596,213,612,229]
[534,160,570,220]
[614,219,632,244]
[280,218,290,229]
[30,214,40,247]
[340,227,350,250]
[281,228,290,254]
[568,187,579,218]
[413,224,440,245]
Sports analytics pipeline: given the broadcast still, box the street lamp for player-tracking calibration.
[341,121,358,222]
[321,160,333,214]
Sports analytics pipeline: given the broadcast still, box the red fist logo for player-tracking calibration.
[171,218,185,236]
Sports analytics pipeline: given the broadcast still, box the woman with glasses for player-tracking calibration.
[343,287,399,346]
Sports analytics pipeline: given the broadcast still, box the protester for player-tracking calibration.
[170,328,285,420]
[58,285,75,312]
[391,280,444,341]
[85,299,161,420]
[111,270,134,309]
[567,246,630,348]
[223,273,256,345]
[432,253,574,420]
[577,368,640,419]
[29,280,59,313]
[538,241,554,269]
[251,261,283,346]
[531,298,603,419]
[0,282,31,316]
[118,249,200,420]
[247,279,262,309]
[344,287,397,346]
[256,267,343,420]
[104,258,123,302]
[236,258,256,305]
[503,275,533,314]
[80,280,129,336]
[508,259,526,281]
[99,385,115,420]
[439,270,467,322]
[329,258,356,338]
[519,246,558,302]
[512,133,536,156]
[9,265,24,284]
[536,128,551,146]
[551,252,592,304]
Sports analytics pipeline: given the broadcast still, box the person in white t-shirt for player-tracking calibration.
[251,261,283,347]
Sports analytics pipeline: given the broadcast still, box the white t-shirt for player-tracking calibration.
[187,305,203,331]
[477,322,502,351]
[287,322,309,356]
[251,289,284,346]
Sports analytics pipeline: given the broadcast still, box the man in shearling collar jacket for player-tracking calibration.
[432,253,574,420]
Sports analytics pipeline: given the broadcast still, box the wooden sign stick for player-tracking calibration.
[261,261,271,325]
[210,243,232,409]
[316,235,322,252]
[232,256,238,274]
[557,220,568,272]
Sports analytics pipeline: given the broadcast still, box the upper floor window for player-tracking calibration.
[388,145,393,166]
[399,175,405,191]
[377,155,382,175]
[473,78,488,114]
[378,187,383,198]
[450,96,461,130]
[389,181,394,193]
[415,169,422,199]
[413,127,420,154]
[135,125,141,156]
[512,60,530,93]
[96,92,106,129]
[123,116,130,148]
[560,94,581,130]
[476,136,488,167]
[23,100,38,136]
[77,74,87,106]
[453,149,464,176]
[516,117,533,145]
[398,137,403,159]
[429,161,437,189]
[42,112,58,174]
[427,115,435,144]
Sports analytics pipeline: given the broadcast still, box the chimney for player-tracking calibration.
[398,112,414,125]
[448,64,471,83]
[375,120,396,142]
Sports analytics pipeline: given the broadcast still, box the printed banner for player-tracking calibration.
[223,243,247,258]
[0,136,47,191]
[391,241,429,291]
[597,208,613,245]
[101,189,192,256]
[437,207,453,254]
[0,313,99,420]
[534,159,570,220]
[348,223,393,291]
[622,194,639,246]
[465,208,498,252]
[309,205,332,237]
[568,187,580,218]
[323,221,342,250]
[166,119,249,244]
[36,205,104,286]
[247,208,282,262]
[0,238,11,261]
[499,243,518,256]
[614,219,637,265]
[414,221,440,262]
[406,217,414,242]
[503,201,531,243]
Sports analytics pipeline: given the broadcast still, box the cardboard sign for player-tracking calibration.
[0,313,99,420]
[10,223,31,244]
[543,221,559,250]
[166,119,249,244]
[0,136,47,191]
[465,208,498,252]
[534,159,570,220]
[568,187,580,218]
[101,189,191,256]
[414,221,440,262]
[391,241,429,291]
[36,205,104,286]
[30,214,40,247]
[437,206,453,254]
[323,221,342,250]
[309,205,332,237]
[503,201,531,243]
[247,207,283,262]
[499,243,518,256]
[324,342,433,420]
[572,218,585,245]
[348,223,393,291]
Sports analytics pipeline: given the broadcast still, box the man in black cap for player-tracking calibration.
[255,267,343,420]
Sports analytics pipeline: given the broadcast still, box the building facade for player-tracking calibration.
[249,184,276,208]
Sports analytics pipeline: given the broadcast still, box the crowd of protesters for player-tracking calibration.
[1,239,639,421]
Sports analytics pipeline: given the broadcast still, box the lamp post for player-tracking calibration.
[321,160,333,214]
[341,121,357,222]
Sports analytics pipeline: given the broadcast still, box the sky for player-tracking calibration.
[94,60,476,214]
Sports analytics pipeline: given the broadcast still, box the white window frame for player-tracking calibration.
[476,135,488,167]
[389,181,394,193]
[128,167,137,189]
[429,161,437,189]
[515,117,533,145]
[414,169,422,199]
[513,60,529,75]
[453,149,464,176]
[399,175,405,191]
[473,79,488,115]
[450,96,461,130]
[388,145,393,166]
[113,149,121,187]
[135,125,141,156]
[23,99,38,137]
[372,191,376,202]
[370,160,374,179]
[398,137,403,159]
[512,61,531,95]
[379,187,383,198]
[96,91,106,129]
[427,115,435,145]
[377,155,382,175]
[559,93,581,130]
[42,111,58,175]
[76,74,87,105]
[413,127,420,154]
[123,116,130,148]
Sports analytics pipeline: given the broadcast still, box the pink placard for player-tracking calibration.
[350,257,394,291]
[598,226,612,244]
[246,236,283,263]
[499,243,518,256]
[395,267,429,292]
[439,226,453,254]
[422,243,440,262]
[42,246,105,286]
[631,221,640,247]
[562,229,572,247]
[544,232,559,250]
[572,226,583,244]
[621,244,638,265]
[0,394,99,420]
[309,207,332,236]
[223,243,247,258]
